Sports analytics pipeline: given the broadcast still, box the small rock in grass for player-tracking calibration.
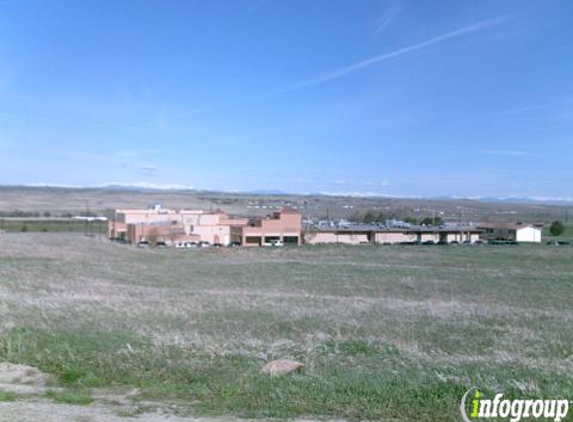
[261,359,305,376]
[0,362,48,387]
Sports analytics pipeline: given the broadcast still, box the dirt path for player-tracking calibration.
[0,400,346,422]
[0,362,248,422]
[0,399,233,422]
[0,362,340,422]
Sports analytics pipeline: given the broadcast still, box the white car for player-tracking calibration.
[176,241,197,248]
[264,239,284,247]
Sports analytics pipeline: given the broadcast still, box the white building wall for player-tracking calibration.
[374,232,416,244]
[516,227,541,243]
[420,233,440,242]
[305,232,369,244]
[446,232,481,243]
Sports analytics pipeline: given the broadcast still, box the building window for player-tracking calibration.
[283,236,299,244]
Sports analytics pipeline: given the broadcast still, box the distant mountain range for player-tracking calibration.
[474,196,573,206]
[11,183,573,206]
[243,189,290,195]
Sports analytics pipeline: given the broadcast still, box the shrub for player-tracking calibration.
[549,220,565,236]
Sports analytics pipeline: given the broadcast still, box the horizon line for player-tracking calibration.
[1,183,572,205]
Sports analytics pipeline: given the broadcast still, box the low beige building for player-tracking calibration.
[374,231,417,244]
[307,231,370,245]
[304,225,481,245]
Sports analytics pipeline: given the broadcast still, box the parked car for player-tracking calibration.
[547,240,571,245]
[263,239,283,247]
[490,240,519,245]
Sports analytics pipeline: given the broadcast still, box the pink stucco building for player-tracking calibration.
[230,208,302,246]
[108,205,248,245]
[126,223,200,245]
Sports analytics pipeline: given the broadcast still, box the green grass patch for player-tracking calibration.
[0,390,17,402]
[0,219,105,233]
[2,325,572,420]
[0,327,152,388]
[45,389,93,405]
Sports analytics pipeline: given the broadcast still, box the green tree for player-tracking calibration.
[403,216,419,225]
[362,211,377,224]
[549,220,565,236]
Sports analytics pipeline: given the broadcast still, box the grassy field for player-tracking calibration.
[0,233,572,421]
[0,219,106,234]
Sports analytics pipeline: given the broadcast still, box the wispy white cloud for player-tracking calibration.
[276,14,512,93]
[372,1,402,37]
[480,149,536,157]
[495,99,573,116]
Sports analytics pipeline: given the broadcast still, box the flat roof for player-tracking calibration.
[308,225,482,233]
[477,223,543,230]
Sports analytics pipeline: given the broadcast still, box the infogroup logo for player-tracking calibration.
[461,388,570,422]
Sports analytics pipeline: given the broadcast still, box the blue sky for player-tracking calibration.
[0,0,571,198]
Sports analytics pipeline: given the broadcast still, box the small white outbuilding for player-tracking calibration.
[478,223,543,243]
